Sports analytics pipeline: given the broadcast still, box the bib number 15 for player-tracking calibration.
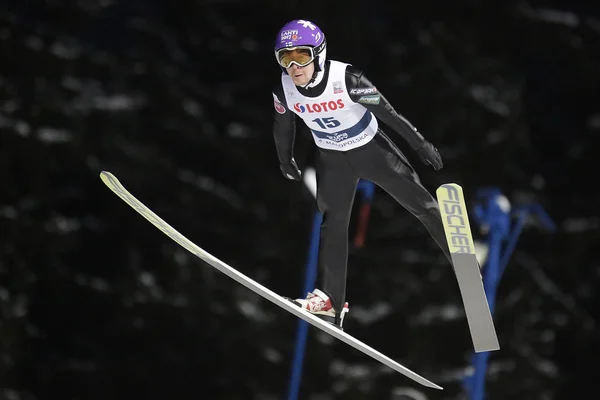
[312,117,340,129]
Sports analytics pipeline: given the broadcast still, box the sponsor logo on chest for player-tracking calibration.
[294,99,345,113]
[333,81,344,94]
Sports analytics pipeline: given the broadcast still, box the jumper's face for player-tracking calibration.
[276,46,316,86]
[286,61,315,86]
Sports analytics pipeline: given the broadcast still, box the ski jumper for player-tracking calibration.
[272,60,453,313]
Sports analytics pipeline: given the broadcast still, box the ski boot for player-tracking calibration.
[293,289,349,330]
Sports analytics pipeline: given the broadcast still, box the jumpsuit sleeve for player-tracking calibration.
[272,85,297,164]
[345,65,426,151]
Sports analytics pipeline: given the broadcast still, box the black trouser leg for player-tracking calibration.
[315,149,359,312]
[355,133,453,264]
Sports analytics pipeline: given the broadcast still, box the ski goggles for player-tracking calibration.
[275,46,315,68]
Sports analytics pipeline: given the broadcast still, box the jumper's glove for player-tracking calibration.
[416,141,443,171]
[280,159,302,181]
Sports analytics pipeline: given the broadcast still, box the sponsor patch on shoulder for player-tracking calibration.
[358,94,381,105]
[273,93,286,114]
[350,87,378,95]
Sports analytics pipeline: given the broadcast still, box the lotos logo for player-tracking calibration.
[294,99,345,113]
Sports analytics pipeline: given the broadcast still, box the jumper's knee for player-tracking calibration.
[412,200,441,219]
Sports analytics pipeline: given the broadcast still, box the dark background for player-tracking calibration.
[1,1,599,399]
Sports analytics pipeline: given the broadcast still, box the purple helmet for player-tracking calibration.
[274,19,327,73]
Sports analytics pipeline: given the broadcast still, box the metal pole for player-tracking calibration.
[286,212,322,400]
[286,179,375,399]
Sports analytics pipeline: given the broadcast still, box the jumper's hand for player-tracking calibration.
[280,159,302,181]
[416,141,443,171]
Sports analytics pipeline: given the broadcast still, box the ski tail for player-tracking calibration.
[436,183,500,353]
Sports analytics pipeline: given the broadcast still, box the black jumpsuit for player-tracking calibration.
[272,61,452,315]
